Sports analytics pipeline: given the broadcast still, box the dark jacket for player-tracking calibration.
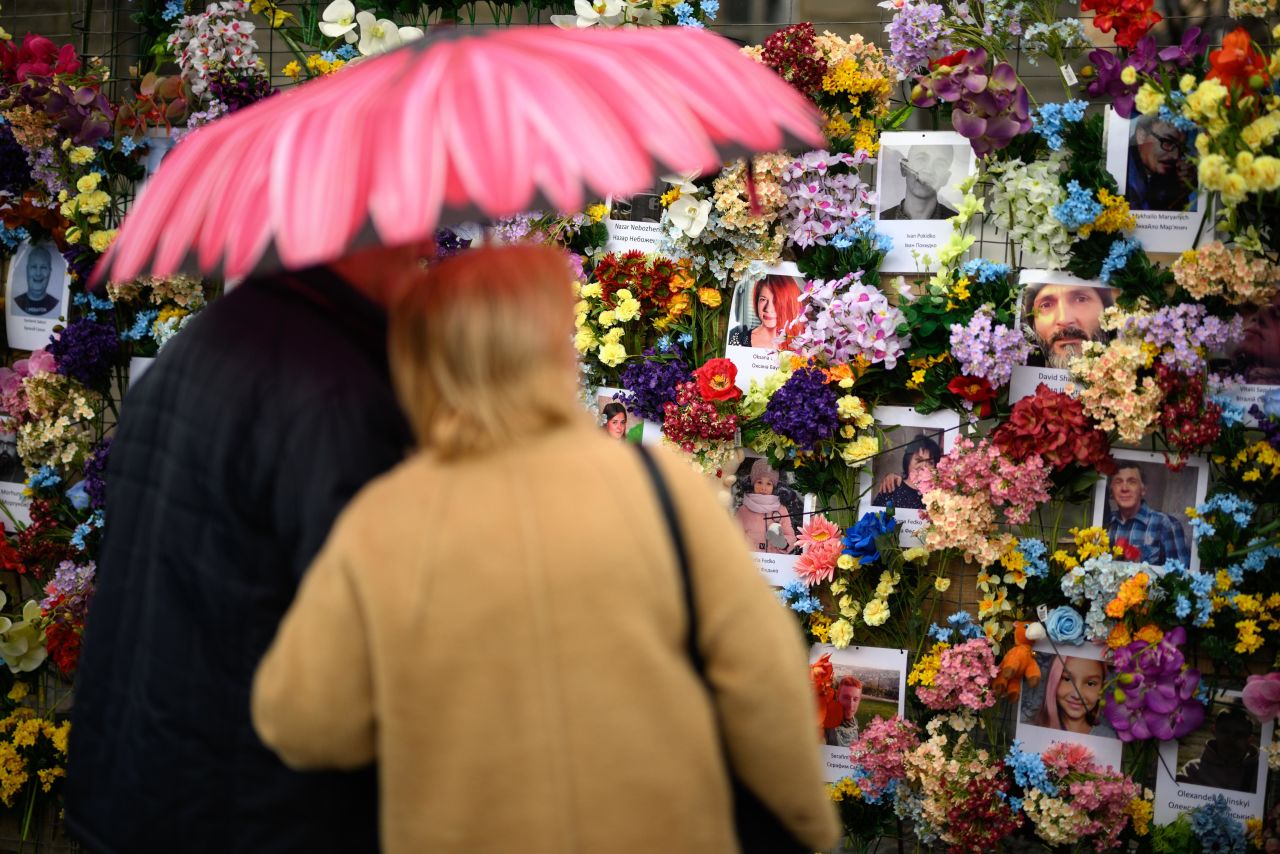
[65,269,413,854]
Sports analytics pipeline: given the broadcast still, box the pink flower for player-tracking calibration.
[798,515,840,549]
[796,539,843,586]
[0,349,56,420]
[1244,672,1280,721]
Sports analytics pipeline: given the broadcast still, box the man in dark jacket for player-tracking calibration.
[65,241,428,853]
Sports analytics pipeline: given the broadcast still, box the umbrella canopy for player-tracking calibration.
[93,25,823,285]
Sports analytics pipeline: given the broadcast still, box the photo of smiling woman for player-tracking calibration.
[1024,652,1117,738]
[727,274,803,350]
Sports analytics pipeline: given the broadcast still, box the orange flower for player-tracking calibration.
[1107,622,1132,648]
[824,363,854,385]
[1135,623,1164,644]
[1208,27,1270,91]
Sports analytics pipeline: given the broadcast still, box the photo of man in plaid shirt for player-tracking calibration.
[1105,463,1190,567]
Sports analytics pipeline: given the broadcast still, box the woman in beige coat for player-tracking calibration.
[251,245,840,854]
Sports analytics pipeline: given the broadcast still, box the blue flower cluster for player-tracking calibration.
[335,44,358,60]
[1031,100,1087,151]
[1099,237,1141,283]
[0,225,30,252]
[673,2,703,26]
[1005,741,1058,796]
[1157,102,1199,135]
[763,366,841,450]
[25,466,61,491]
[72,291,117,322]
[842,509,896,565]
[779,581,822,614]
[1165,560,1215,626]
[1195,493,1255,531]
[831,216,893,253]
[1050,180,1102,230]
[120,309,160,343]
[1210,394,1247,427]
[120,136,141,156]
[700,0,719,18]
[162,0,185,21]
[1190,795,1246,854]
[926,609,984,642]
[70,510,105,552]
[959,258,1010,285]
[1017,537,1049,578]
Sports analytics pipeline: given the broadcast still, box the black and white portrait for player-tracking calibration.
[7,241,65,318]
[876,143,969,221]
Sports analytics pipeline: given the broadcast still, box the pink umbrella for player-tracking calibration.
[93,26,823,285]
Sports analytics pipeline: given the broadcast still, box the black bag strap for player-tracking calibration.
[632,444,705,676]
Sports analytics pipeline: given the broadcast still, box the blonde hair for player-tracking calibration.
[389,245,581,459]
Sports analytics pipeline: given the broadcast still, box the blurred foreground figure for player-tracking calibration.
[66,241,432,854]
[253,245,840,854]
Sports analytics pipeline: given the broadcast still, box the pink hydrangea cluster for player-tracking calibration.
[913,437,1051,525]
[1025,743,1141,852]
[789,273,909,369]
[948,305,1032,389]
[848,715,920,801]
[0,349,57,421]
[918,490,1012,567]
[915,638,999,711]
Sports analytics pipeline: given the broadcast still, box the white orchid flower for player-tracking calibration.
[356,10,404,56]
[399,25,425,43]
[318,0,360,43]
[551,0,624,28]
[620,0,661,27]
[668,196,712,238]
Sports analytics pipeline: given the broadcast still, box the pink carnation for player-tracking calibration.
[916,638,1000,711]
[796,538,843,586]
[848,715,920,800]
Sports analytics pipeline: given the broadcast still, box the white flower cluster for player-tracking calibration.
[166,1,264,100]
[986,153,1073,268]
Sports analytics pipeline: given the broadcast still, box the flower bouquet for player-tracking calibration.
[660,358,740,475]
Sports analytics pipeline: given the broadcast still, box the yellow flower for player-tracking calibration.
[840,435,879,467]
[1134,84,1165,115]
[281,60,303,79]
[597,341,627,368]
[68,146,95,165]
[1120,66,1138,85]
[836,554,857,571]
[76,172,102,193]
[902,547,928,563]
[76,189,110,216]
[1081,188,1135,236]
[89,229,117,253]
[580,282,602,299]
[36,767,65,792]
[862,598,890,627]
[697,287,722,308]
[666,292,691,319]
[614,298,641,323]
[908,642,948,687]
[5,683,27,702]
[597,310,617,328]
[809,612,832,643]
[836,394,872,427]
[251,0,295,26]
[1125,798,1153,836]
[829,618,855,648]
[934,576,951,592]
[573,327,597,354]
[1236,619,1263,654]
[838,595,859,620]
[1179,73,1196,94]
[585,203,608,223]
[64,226,82,245]
[1135,624,1164,644]
[601,327,624,346]
[828,777,863,803]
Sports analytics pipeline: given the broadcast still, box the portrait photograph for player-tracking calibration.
[810,644,908,782]
[730,450,814,587]
[1091,449,1209,572]
[1015,640,1123,771]
[875,131,976,273]
[1225,294,1280,387]
[1104,108,1207,253]
[857,406,960,546]
[0,433,22,485]
[603,186,668,254]
[723,261,806,391]
[1155,690,1273,826]
[5,240,67,351]
[1009,270,1118,402]
[594,387,644,444]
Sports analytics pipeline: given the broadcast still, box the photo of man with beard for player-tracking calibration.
[878,145,961,221]
[1024,280,1119,369]
[1126,114,1197,212]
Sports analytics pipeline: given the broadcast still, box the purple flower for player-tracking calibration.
[83,437,111,511]
[913,50,1031,156]
[1086,40,1157,117]
[885,2,953,79]
[1158,27,1206,67]
[762,366,840,450]
[1103,627,1206,741]
[949,305,1032,388]
[0,123,31,196]
[1121,305,1243,374]
[50,318,119,388]
[618,352,690,424]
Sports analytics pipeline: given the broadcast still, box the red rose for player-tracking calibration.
[693,358,742,402]
[931,49,969,70]
[1114,538,1142,561]
[947,375,995,417]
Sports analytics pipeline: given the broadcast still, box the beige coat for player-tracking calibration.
[252,420,840,854]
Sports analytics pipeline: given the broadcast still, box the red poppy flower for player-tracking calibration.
[693,358,742,402]
[931,49,969,70]
[947,375,995,417]
[1208,27,1270,90]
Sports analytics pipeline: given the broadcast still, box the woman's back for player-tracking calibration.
[254,421,838,854]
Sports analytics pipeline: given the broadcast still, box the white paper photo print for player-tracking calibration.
[6,240,67,351]
[1104,108,1208,253]
[875,131,975,273]
[809,644,908,782]
[724,261,806,391]
[857,406,960,547]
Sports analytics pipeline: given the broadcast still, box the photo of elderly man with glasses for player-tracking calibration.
[1125,114,1197,212]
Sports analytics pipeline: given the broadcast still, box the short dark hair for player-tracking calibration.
[900,434,943,479]
[1113,462,1144,484]
[601,402,626,421]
